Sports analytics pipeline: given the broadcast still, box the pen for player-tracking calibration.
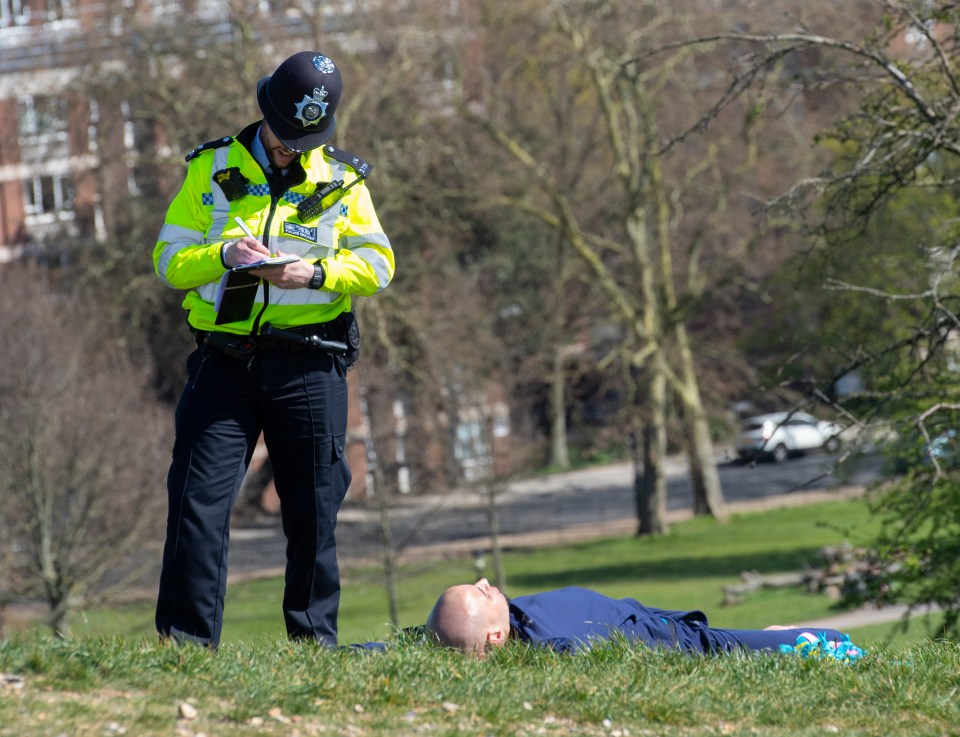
[234,216,256,240]
[234,217,275,259]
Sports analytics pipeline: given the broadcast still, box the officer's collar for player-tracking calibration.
[251,125,275,173]
[236,121,262,155]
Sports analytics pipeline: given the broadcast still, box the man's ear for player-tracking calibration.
[487,627,507,647]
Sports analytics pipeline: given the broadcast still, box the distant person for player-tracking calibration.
[424,579,863,659]
[153,50,394,648]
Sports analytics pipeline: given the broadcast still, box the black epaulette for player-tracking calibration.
[185,136,234,163]
[321,144,374,179]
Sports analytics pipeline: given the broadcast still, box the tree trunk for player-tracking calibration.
[360,368,401,627]
[44,578,71,638]
[548,346,571,469]
[685,412,727,519]
[635,367,669,535]
[675,324,727,521]
[376,486,400,627]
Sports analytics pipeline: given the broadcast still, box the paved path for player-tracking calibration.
[801,603,941,631]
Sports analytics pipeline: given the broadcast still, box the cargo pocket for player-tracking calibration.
[329,432,352,524]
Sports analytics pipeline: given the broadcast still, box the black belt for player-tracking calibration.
[192,322,347,357]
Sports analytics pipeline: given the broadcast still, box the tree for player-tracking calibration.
[801,4,960,635]
[457,0,780,531]
[0,264,169,635]
[691,0,960,636]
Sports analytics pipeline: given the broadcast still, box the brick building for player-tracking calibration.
[2,5,74,259]
[1,0,334,257]
[1,0,512,504]
[0,0,382,497]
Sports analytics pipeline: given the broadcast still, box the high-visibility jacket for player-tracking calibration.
[154,122,393,334]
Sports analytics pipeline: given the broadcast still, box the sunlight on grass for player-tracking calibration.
[54,496,934,651]
[2,635,957,737]
[5,497,954,737]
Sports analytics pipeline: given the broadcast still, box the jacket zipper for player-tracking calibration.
[249,194,280,336]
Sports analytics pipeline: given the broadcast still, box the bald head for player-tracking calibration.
[425,579,510,657]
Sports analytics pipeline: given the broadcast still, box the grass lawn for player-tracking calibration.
[64,496,925,648]
[3,496,956,736]
[1,629,956,737]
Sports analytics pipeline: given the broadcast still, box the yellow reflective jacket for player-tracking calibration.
[154,122,393,334]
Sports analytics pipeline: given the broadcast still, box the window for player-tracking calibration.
[454,414,492,481]
[0,0,28,26]
[44,0,71,20]
[1,0,73,26]
[17,95,68,140]
[23,174,75,217]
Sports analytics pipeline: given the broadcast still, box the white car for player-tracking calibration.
[735,411,843,463]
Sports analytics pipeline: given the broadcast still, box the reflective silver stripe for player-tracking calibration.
[350,245,393,291]
[196,280,229,303]
[270,287,341,306]
[342,231,393,291]
[156,245,177,286]
[272,238,337,259]
[193,280,337,306]
[318,200,341,245]
[274,203,339,255]
[208,148,234,241]
[160,148,233,287]
[156,224,208,285]
[158,223,205,243]
[194,281,339,306]
[342,231,391,251]
[329,158,349,181]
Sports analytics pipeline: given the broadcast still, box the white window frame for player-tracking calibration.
[17,94,69,145]
[23,173,75,219]
[1,0,74,26]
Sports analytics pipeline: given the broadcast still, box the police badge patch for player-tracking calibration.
[295,87,329,128]
[283,221,319,243]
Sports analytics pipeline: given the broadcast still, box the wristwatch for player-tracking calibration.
[309,263,326,290]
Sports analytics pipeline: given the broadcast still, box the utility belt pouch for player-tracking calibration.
[213,167,249,201]
[203,330,257,359]
[338,311,361,370]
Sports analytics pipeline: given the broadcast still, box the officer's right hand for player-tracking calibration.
[223,237,271,268]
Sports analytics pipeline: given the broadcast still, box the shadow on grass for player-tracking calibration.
[508,547,826,588]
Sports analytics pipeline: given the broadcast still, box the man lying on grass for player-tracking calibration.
[424,578,863,660]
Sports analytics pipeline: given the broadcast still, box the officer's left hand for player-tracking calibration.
[250,253,315,289]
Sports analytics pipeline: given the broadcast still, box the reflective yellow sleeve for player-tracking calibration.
[153,157,228,290]
[320,181,394,296]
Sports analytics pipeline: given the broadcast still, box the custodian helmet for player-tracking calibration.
[257,51,342,152]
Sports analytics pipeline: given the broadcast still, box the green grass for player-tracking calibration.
[67,497,910,646]
[1,633,956,736]
[3,496,956,736]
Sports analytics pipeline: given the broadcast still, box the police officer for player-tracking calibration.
[153,51,394,647]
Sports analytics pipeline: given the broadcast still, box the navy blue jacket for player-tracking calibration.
[353,587,845,654]
[507,587,842,654]
[508,587,709,653]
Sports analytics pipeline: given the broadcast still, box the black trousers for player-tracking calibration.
[155,343,350,647]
